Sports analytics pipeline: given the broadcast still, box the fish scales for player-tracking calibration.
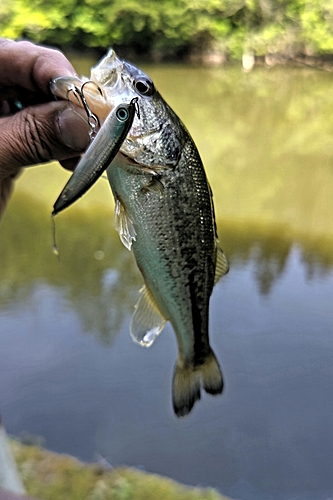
[108,133,216,362]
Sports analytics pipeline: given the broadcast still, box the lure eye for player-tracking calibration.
[134,78,155,96]
[116,107,129,121]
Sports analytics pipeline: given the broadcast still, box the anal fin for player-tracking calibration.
[130,285,167,347]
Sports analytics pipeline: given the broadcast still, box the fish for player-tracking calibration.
[50,49,229,417]
[52,98,138,215]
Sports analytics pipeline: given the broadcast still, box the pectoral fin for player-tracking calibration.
[140,176,164,197]
[214,245,229,285]
[114,197,136,251]
[130,285,167,347]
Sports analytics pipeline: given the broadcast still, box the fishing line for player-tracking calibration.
[51,216,60,259]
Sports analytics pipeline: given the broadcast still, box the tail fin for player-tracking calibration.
[172,350,223,417]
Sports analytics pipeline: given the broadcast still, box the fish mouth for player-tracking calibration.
[91,48,134,105]
[91,48,123,88]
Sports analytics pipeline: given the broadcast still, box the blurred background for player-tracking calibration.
[1,0,333,64]
[1,2,333,500]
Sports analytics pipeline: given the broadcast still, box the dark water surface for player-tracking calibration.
[1,60,333,500]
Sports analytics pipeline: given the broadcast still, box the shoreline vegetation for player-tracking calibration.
[10,439,230,500]
[1,1,333,68]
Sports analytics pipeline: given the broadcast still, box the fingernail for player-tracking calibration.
[58,107,91,151]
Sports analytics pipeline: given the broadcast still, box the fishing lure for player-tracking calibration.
[52,85,138,216]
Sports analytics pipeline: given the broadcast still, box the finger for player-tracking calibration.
[60,156,82,171]
[0,101,90,178]
[0,88,49,110]
[0,39,76,94]
[0,176,15,220]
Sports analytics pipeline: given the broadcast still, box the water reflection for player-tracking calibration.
[1,194,333,343]
[0,194,142,344]
[221,221,333,295]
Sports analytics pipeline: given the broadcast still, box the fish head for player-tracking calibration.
[90,48,185,169]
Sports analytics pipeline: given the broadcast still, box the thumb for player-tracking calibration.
[0,100,90,177]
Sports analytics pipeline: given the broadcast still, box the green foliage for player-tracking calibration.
[0,1,331,57]
[1,0,333,59]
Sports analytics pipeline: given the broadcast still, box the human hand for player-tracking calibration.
[0,38,90,217]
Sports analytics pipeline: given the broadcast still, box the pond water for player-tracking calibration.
[1,58,333,500]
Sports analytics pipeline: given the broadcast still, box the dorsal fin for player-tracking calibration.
[130,285,167,347]
[214,245,229,285]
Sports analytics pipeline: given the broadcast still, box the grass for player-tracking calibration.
[11,441,230,500]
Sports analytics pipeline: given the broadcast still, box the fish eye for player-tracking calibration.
[134,78,154,96]
[116,107,129,121]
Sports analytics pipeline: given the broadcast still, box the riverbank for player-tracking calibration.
[10,440,229,500]
[2,1,333,67]
[62,45,333,72]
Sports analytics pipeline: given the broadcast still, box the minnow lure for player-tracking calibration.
[52,90,138,216]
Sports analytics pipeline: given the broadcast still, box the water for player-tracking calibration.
[1,59,333,500]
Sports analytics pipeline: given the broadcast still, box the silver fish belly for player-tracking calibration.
[50,49,229,417]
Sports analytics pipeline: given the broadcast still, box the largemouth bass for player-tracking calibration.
[51,49,229,417]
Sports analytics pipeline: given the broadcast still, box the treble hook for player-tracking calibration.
[81,80,104,98]
[80,81,104,140]
[78,88,99,141]
[66,85,81,105]
[131,97,140,120]
[66,82,101,142]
